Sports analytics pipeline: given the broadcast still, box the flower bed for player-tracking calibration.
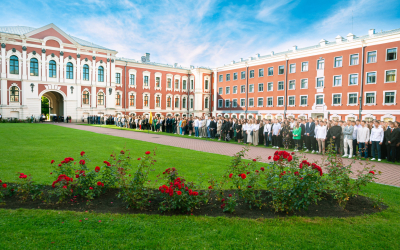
[0,146,385,217]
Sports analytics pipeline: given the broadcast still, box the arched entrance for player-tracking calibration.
[40,91,65,118]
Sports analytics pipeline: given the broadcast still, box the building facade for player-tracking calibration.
[0,24,399,121]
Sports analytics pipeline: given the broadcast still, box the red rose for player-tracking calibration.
[369,171,375,175]
[241,174,247,179]
[229,194,232,197]
[287,155,293,162]
[75,174,79,178]
[95,166,100,172]
[300,177,304,180]
[268,156,272,160]
[273,155,280,161]
[89,187,93,190]
[80,151,85,156]
[248,186,252,188]
[253,159,256,162]
[137,158,141,160]
[229,173,233,178]
[58,164,62,167]
[145,151,151,155]
[260,167,265,171]
[177,191,182,195]
[63,186,67,189]
[51,160,55,164]
[221,198,225,202]
[2,183,7,188]
[221,203,226,209]
[103,161,111,167]
[294,171,299,176]
[0,180,2,183]
[120,150,125,154]
[79,159,85,165]
[208,186,213,190]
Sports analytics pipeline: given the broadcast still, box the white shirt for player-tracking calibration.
[253,124,259,130]
[357,127,370,143]
[264,124,272,133]
[194,119,199,127]
[243,123,248,131]
[316,125,327,139]
[272,123,281,135]
[370,127,384,143]
[206,119,211,126]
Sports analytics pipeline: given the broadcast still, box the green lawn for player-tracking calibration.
[0,124,400,249]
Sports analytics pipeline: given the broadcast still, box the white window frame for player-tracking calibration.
[277,96,284,107]
[301,61,308,72]
[249,84,254,93]
[383,90,397,106]
[316,77,324,88]
[233,72,238,80]
[154,72,162,91]
[289,63,296,73]
[218,87,223,95]
[278,65,284,75]
[333,75,342,87]
[278,81,284,91]
[384,69,397,83]
[268,67,273,76]
[315,94,325,106]
[267,82,273,91]
[166,74,173,90]
[259,68,264,77]
[300,95,308,107]
[366,50,377,64]
[349,53,359,66]
[257,97,263,107]
[317,59,324,70]
[232,98,238,107]
[347,92,358,106]
[300,79,308,89]
[348,73,359,86]
[241,71,246,79]
[288,80,295,90]
[249,70,255,78]
[218,99,223,108]
[258,83,264,92]
[225,86,230,94]
[166,94,173,109]
[154,93,162,109]
[233,85,238,94]
[334,56,343,68]
[364,91,376,106]
[143,71,151,90]
[386,47,398,61]
[267,97,273,107]
[219,75,223,82]
[288,95,295,107]
[225,99,230,108]
[248,98,254,107]
[332,93,342,106]
[240,85,246,93]
[226,73,231,81]
[142,92,150,108]
[240,98,246,107]
[366,71,377,85]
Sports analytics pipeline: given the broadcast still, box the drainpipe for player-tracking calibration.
[245,63,248,118]
[359,41,366,120]
[124,61,127,115]
[284,57,288,118]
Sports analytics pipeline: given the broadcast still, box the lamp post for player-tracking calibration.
[359,96,362,120]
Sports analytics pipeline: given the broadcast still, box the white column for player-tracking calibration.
[59,54,64,82]
[1,44,6,78]
[0,79,6,105]
[111,59,115,84]
[77,57,81,84]
[107,59,111,86]
[92,57,96,85]
[22,48,27,80]
[41,50,46,81]
[213,70,217,116]
[91,86,96,108]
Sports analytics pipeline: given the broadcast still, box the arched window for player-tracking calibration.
[98,66,104,82]
[182,97,186,109]
[129,94,135,106]
[205,97,209,108]
[83,64,89,81]
[175,97,179,108]
[49,60,56,78]
[205,80,209,90]
[66,62,73,79]
[10,86,19,102]
[144,95,149,107]
[167,97,171,108]
[175,79,179,89]
[10,56,19,74]
[97,92,104,105]
[30,58,38,76]
[82,91,90,105]
[156,95,161,107]
[116,92,121,106]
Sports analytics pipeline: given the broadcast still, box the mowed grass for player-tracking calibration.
[0,124,400,249]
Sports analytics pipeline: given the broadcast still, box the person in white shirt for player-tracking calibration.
[252,120,260,146]
[194,117,200,137]
[370,121,384,161]
[272,119,281,148]
[264,120,272,147]
[247,120,253,145]
[343,120,354,158]
[357,121,370,158]
[316,121,327,155]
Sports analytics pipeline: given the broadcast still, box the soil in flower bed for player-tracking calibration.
[0,188,386,219]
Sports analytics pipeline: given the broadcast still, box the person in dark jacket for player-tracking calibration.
[327,121,342,154]
[305,118,316,152]
[299,119,306,150]
[387,121,400,162]
[209,118,217,139]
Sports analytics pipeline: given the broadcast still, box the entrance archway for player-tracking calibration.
[41,91,65,117]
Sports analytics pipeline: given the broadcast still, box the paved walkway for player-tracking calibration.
[55,123,400,188]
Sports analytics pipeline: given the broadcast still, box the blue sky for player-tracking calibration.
[1,0,399,68]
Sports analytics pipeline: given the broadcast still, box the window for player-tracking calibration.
[232,99,237,107]
[301,62,308,72]
[333,94,341,105]
[66,62,73,79]
[349,74,358,85]
[143,76,149,86]
[301,79,308,89]
[174,79,179,89]
[97,66,104,82]
[349,93,357,105]
[334,56,342,67]
[167,78,172,88]
[384,91,395,104]
[10,56,19,74]
[225,86,230,95]
[182,80,187,90]
[10,86,19,102]
[258,83,264,92]
[289,80,295,90]
[367,51,377,63]
[240,85,245,93]
[190,79,194,89]
[190,98,193,109]
[204,97,208,109]
[289,96,295,106]
[218,87,222,95]
[240,98,245,107]
[267,97,273,106]
[218,99,223,108]
[277,97,284,106]
[173,97,179,108]
[30,58,39,76]
[249,84,254,93]
[278,66,284,75]
[334,75,342,86]
[49,60,56,78]
[204,80,209,89]
[116,93,121,106]
[153,76,160,87]
[129,94,135,106]
[350,54,359,65]
[317,77,324,88]
[233,86,237,94]
[257,97,263,107]
[386,70,396,82]
[278,81,284,90]
[226,74,230,81]
[249,98,254,107]
[259,68,264,77]
[241,71,245,79]
[250,70,254,78]
[115,72,120,83]
[82,91,89,105]
[387,48,397,61]
[268,67,273,76]
[366,72,376,84]
[267,82,273,91]
[300,96,307,106]
[144,95,149,106]
[225,99,230,107]
[156,96,161,107]
[219,75,223,82]
[366,93,375,104]
[167,97,171,107]
[97,92,104,105]
[316,95,324,105]
[289,64,295,73]
[317,60,324,69]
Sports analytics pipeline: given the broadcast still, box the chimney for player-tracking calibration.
[369,29,375,37]
[271,51,274,56]
[255,53,260,58]
[240,58,243,62]
[145,53,150,62]
[248,56,253,61]
[292,45,297,52]
[319,39,327,46]
[174,63,178,68]
[347,33,355,41]
[335,35,343,44]
[231,60,235,64]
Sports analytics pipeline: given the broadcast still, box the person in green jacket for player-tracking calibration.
[292,121,302,152]
[153,117,158,131]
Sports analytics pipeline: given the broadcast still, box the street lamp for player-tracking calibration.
[30,83,34,93]
[359,96,362,120]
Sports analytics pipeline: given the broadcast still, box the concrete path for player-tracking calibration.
[55,123,400,188]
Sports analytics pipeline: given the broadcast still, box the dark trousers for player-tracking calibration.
[272,135,280,147]
[352,139,358,156]
[265,132,270,146]
[371,141,381,159]
[306,136,312,150]
[389,146,397,162]
[300,135,305,148]
[359,143,368,158]
[332,138,341,154]
[294,139,301,150]
[210,129,216,139]
[311,137,317,151]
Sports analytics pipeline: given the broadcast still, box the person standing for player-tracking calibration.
[236,120,243,143]
[305,118,315,153]
[316,121,327,155]
[264,120,272,147]
[209,118,216,139]
[370,120,384,161]
[272,119,281,148]
[328,121,342,154]
[292,121,301,152]
[194,117,199,137]
[357,121,370,159]
[342,120,354,158]
[386,121,400,162]
[242,120,248,144]
[252,120,259,146]
[247,120,254,145]
[206,117,211,138]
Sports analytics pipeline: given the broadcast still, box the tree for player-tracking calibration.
[41,96,49,115]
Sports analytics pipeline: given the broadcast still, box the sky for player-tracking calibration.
[0,0,399,68]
